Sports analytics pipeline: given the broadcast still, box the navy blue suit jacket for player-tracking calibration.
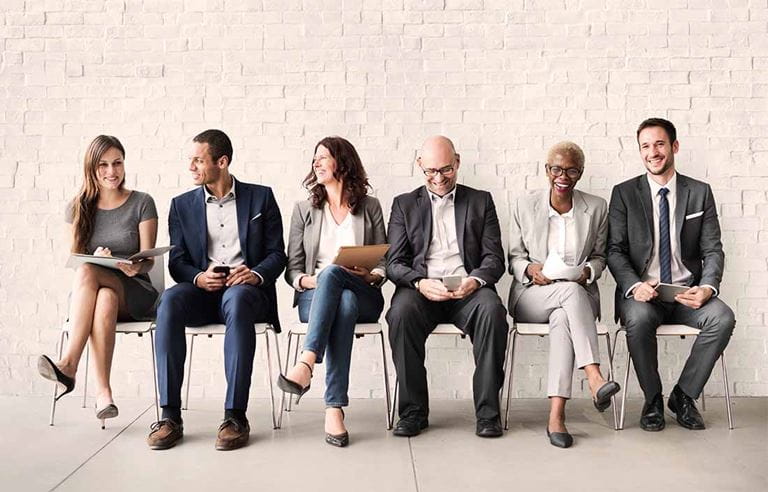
[168,178,287,330]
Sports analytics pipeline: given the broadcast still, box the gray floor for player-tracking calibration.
[2,396,766,492]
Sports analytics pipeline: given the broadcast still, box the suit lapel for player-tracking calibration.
[637,177,654,241]
[418,187,432,257]
[572,190,591,262]
[234,180,251,263]
[675,175,689,241]
[309,205,323,266]
[193,187,208,265]
[533,190,550,258]
[354,200,365,245]
[454,185,467,260]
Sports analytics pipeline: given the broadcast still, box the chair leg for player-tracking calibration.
[279,332,293,420]
[721,352,734,430]
[701,391,706,411]
[390,378,399,428]
[49,330,68,426]
[499,325,512,423]
[149,329,160,422]
[378,333,392,430]
[270,329,283,429]
[603,332,619,431]
[619,331,631,431]
[503,330,518,431]
[82,343,90,408]
[287,334,301,411]
[183,334,195,411]
[264,329,278,429]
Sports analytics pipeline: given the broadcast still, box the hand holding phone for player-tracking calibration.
[442,275,463,292]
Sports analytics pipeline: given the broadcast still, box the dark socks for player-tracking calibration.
[161,406,182,425]
[225,408,247,424]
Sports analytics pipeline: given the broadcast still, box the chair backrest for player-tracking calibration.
[148,257,166,295]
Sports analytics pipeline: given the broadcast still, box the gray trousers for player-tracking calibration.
[617,296,735,400]
[514,282,600,398]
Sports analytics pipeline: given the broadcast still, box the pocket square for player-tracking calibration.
[250,213,262,221]
[685,211,704,220]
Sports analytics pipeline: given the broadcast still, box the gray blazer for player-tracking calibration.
[507,189,608,317]
[285,195,387,306]
[607,173,724,318]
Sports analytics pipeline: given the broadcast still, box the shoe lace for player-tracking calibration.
[219,417,245,432]
[149,419,176,433]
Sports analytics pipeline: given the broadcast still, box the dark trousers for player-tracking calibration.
[155,282,270,411]
[386,287,508,421]
[618,296,735,401]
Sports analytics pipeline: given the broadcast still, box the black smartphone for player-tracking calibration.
[212,265,230,276]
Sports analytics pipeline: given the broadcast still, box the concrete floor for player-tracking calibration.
[2,396,765,492]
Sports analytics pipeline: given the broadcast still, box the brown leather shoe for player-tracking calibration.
[147,419,183,450]
[215,418,250,451]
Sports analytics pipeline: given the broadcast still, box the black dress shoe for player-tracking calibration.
[640,393,666,432]
[476,418,503,438]
[37,355,75,401]
[546,427,573,448]
[393,415,428,437]
[668,385,706,430]
[593,381,621,412]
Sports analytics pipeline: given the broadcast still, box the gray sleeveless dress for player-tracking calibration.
[66,191,159,320]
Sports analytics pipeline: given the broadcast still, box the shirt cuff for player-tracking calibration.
[585,262,596,285]
[625,281,642,299]
[470,276,486,287]
[700,284,719,297]
[292,274,307,292]
[193,272,204,287]
[250,269,264,285]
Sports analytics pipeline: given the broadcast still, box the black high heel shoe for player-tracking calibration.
[37,355,75,401]
[593,381,621,412]
[277,360,312,403]
[325,407,349,448]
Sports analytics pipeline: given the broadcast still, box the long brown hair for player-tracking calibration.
[71,135,126,253]
[302,136,371,213]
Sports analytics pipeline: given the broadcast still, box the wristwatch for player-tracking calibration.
[413,279,422,290]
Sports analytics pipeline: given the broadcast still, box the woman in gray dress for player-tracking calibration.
[37,135,159,427]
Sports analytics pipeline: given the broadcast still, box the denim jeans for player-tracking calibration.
[297,265,384,407]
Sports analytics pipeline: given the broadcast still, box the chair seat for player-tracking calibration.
[62,320,153,334]
[432,323,463,335]
[514,322,610,336]
[288,322,382,336]
[656,324,701,336]
[185,323,272,335]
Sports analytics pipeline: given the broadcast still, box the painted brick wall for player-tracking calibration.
[1,1,766,402]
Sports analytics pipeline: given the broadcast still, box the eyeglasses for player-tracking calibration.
[421,165,456,178]
[546,165,582,179]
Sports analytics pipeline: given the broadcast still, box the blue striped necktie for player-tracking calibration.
[658,187,672,284]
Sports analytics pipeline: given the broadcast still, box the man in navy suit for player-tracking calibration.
[148,130,286,451]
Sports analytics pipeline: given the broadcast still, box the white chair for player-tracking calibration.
[614,324,734,430]
[502,321,619,431]
[389,323,515,430]
[49,261,164,426]
[181,323,282,429]
[280,322,392,429]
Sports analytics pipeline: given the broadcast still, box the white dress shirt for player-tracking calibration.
[546,205,595,284]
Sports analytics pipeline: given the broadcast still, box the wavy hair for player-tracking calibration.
[71,135,126,253]
[302,136,371,213]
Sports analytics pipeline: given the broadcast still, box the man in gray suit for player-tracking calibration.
[607,118,735,431]
[386,135,508,438]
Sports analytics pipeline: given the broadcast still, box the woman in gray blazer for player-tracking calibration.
[508,141,620,448]
[278,136,387,447]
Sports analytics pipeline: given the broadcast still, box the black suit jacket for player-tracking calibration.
[386,184,505,289]
[168,178,287,330]
[607,173,724,317]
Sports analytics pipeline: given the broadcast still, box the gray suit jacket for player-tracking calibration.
[285,195,387,306]
[507,189,608,317]
[607,173,724,319]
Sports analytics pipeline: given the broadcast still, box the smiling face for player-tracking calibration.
[419,136,460,197]
[312,144,339,186]
[188,141,223,186]
[546,153,583,198]
[638,125,678,180]
[95,146,125,191]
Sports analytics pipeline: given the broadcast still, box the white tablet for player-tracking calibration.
[655,283,689,303]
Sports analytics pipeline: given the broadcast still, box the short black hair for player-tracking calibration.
[193,129,233,165]
[636,118,677,146]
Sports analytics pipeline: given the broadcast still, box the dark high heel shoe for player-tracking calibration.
[593,381,621,412]
[37,355,75,401]
[277,360,312,403]
[325,407,349,448]
[95,402,119,430]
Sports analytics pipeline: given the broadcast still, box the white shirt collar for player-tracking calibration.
[426,185,457,203]
[548,204,574,218]
[646,172,676,198]
[204,176,237,202]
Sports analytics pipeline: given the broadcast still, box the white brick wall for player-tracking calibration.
[2,1,766,401]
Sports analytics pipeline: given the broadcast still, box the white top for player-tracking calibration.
[546,204,594,283]
[425,187,468,279]
[204,180,244,268]
[315,203,358,272]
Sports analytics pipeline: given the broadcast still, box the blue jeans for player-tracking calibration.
[297,265,384,407]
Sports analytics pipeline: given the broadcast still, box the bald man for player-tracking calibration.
[386,136,508,438]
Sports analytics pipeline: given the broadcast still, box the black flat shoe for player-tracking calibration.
[277,361,312,403]
[593,381,621,412]
[668,385,705,430]
[325,407,349,447]
[37,355,75,401]
[393,415,429,437]
[640,393,666,432]
[546,427,573,448]
[476,417,503,438]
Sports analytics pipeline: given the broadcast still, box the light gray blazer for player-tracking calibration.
[507,189,608,317]
[285,195,387,306]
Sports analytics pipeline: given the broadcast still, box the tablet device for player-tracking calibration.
[332,244,390,271]
[655,283,689,303]
[127,245,174,262]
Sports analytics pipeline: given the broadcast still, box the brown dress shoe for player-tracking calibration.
[147,419,183,450]
[215,418,250,451]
